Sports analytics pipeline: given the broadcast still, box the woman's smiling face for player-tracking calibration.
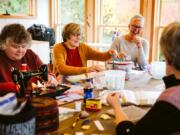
[129,19,144,36]
[66,33,81,48]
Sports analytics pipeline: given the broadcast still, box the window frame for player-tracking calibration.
[0,0,37,19]
[94,0,142,43]
[50,0,179,62]
[50,0,85,42]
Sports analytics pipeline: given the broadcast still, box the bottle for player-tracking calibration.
[83,78,93,103]
[112,31,117,41]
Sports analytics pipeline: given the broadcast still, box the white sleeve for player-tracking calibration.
[137,39,149,68]
[110,36,121,52]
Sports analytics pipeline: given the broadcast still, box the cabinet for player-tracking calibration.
[30,40,50,64]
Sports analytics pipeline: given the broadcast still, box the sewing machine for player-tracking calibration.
[11,64,70,98]
[11,64,48,96]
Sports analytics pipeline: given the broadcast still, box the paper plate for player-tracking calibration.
[65,74,87,83]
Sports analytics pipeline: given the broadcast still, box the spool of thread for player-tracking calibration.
[21,64,28,72]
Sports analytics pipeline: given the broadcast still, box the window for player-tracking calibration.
[55,0,85,42]
[50,0,180,62]
[153,0,180,61]
[0,0,36,18]
[96,0,140,43]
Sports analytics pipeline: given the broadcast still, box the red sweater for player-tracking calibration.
[0,49,43,94]
[63,44,83,67]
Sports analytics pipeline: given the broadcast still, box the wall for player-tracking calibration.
[0,0,50,30]
[0,0,51,64]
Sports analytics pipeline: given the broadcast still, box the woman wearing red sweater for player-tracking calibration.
[0,23,43,94]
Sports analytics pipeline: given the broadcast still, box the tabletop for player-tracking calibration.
[50,71,165,135]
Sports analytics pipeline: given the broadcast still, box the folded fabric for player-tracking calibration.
[0,93,17,115]
[0,93,27,115]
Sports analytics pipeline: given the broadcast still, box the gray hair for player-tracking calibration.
[130,14,145,25]
[160,22,180,71]
[0,23,32,50]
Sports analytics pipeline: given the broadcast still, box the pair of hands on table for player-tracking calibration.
[86,49,119,73]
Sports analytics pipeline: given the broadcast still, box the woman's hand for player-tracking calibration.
[107,93,121,109]
[118,52,127,59]
[46,74,59,87]
[107,93,129,124]
[108,49,129,60]
[132,37,142,48]
[108,49,119,58]
[87,65,104,73]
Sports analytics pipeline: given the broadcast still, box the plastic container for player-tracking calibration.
[105,70,126,90]
[106,61,133,80]
[83,79,93,103]
[150,61,166,79]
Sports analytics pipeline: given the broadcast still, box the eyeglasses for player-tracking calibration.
[72,33,82,37]
[9,43,29,49]
[130,24,143,29]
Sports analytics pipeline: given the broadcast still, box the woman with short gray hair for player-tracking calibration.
[107,22,180,135]
[110,14,149,70]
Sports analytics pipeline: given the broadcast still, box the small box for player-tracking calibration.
[85,99,102,111]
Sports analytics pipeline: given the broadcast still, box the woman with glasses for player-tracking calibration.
[110,14,149,70]
[107,22,180,135]
[53,22,118,75]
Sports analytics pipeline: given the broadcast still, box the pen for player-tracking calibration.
[72,116,80,128]
[56,95,67,100]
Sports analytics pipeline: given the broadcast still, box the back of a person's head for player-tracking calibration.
[0,23,31,50]
[130,14,145,25]
[62,22,81,42]
[160,22,180,71]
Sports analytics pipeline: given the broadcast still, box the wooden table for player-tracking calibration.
[125,71,164,91]
[51,102,116,135]
[50,72,165,135]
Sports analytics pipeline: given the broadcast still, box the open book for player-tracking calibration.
[100,90,163,106]
[119,90,162,106]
